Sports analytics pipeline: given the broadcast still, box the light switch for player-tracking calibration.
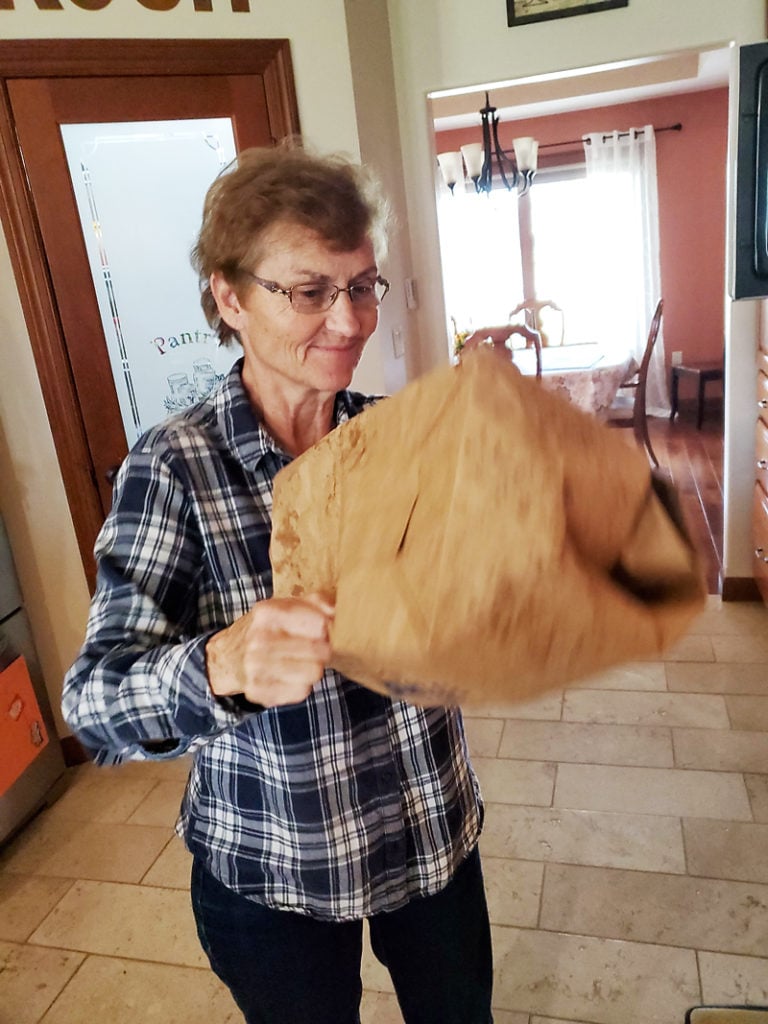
[392,327,405,359]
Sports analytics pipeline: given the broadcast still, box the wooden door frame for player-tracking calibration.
[0,39,300,590]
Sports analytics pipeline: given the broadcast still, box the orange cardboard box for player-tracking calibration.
[0,656,49,795]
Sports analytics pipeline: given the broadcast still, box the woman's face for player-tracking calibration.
[213,221,381,403]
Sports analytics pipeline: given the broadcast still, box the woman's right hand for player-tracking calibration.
[205,593,334,708]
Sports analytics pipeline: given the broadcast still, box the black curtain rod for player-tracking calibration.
[536,122,683,152]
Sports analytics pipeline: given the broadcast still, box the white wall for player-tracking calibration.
[343,0,412,395]
[387,0,766,588]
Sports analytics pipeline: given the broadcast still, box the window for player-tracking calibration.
[436,186,524,337]
[437,157,641,355]
[528,168,596,346]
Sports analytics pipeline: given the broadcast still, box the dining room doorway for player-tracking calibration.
[428,46,729,591]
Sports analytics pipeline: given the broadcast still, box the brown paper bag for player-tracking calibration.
[270,348,706,707]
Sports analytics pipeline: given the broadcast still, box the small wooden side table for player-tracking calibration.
[669,361,724,430]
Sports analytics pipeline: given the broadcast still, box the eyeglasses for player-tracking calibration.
[239,270,390,314]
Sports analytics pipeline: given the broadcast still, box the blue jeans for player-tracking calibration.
[191,846,494,1024]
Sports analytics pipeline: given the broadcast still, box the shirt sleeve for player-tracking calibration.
[61,446,244,764]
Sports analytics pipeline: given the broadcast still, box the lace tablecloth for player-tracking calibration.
[514,346,634,415]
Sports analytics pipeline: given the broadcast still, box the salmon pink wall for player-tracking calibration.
[436,87,728,374]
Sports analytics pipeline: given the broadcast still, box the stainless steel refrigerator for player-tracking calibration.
[0,514,65,845]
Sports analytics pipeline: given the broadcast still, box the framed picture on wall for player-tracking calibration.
[507,0,629,27]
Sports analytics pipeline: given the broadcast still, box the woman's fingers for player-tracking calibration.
[254,594,334,641]
[206,593,336,707]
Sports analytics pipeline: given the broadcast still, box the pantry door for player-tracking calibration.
[0,40,300,587]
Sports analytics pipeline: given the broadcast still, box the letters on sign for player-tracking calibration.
[0,0,251,11]
[151,328,218,355]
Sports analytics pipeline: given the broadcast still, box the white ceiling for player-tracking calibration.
[430,46,732,132]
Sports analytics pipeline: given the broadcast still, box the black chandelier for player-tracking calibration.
[437,91,538,197]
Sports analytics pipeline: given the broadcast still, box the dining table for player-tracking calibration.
[513,343,635,415]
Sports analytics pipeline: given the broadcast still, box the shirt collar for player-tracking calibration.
[213,358,356,471]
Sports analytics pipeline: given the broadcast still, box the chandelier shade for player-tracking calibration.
[512,136,539,173]
[460,143,484,182]
[436,151,464,193]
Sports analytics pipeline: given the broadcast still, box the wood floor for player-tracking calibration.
[647,399,724,594]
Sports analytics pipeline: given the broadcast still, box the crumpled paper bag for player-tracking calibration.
[270,348,706,707]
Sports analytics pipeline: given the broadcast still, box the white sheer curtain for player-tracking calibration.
[582,126,669,415]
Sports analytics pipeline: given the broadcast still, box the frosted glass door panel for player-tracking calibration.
[61,119,242,443]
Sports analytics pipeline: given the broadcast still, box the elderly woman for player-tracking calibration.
[62,146,492,1024]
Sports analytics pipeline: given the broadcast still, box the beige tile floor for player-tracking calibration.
[1,596,767,1024]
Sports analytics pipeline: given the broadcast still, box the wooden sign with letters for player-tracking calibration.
[0,0,250,11]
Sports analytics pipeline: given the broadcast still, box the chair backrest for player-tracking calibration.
[633,298,664,423]
[462,323,542,378]
[507,323,543,379]
[638,299,664,380]
[631,298,664,466]
[509,298,564,348]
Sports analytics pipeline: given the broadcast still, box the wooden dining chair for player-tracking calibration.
[604,298,664,467]
[461,323,543,378]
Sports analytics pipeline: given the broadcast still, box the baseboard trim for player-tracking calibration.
[60,735,89,767]
[721,576,762,602]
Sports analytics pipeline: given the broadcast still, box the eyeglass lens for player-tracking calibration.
[290,278,389,313]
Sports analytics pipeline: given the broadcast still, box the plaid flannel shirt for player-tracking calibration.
[62,360,482,920]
